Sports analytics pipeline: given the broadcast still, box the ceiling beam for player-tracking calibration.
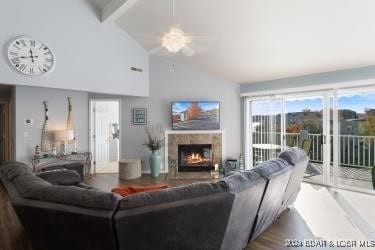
[101,0,139,23]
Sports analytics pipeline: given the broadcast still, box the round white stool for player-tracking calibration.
[119,159,142,180]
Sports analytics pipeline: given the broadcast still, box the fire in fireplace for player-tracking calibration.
[178,144,213,172]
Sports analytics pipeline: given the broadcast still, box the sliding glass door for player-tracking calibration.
[249,98,282,167]
[245,88,375,193]
[284,95,329,185]
[336,90,375,191]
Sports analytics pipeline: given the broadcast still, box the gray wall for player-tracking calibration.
[0,0,149,97]
[15,86,89,163]
[240,65,375,93]
[90,56,241,172]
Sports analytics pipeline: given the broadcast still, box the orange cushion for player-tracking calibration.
[111,184,168,197]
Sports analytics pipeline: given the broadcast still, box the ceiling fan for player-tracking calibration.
[141,0,214,57]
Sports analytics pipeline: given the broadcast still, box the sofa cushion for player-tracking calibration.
[253,158,291,179]
[220,170,263,193]
[13,175,119,210]
[37,169,81,186]
[118,182,227,210]
[76,182,94,189]
[278,148,307,165]
[0,161,33,181]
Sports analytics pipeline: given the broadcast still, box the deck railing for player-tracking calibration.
[252,132,375,168]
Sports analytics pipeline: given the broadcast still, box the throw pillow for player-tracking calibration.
[112,184,168,196]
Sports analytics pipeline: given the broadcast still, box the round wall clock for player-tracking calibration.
[6,36,55,76]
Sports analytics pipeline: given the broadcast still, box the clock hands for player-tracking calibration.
[18,50,38,62]
[20,56,38,59]
[29,49,35,63]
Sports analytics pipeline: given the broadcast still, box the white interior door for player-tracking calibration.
[95,102,111,163]
[90,100,120,174]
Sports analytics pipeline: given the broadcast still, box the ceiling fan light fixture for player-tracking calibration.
[162,28,187,53]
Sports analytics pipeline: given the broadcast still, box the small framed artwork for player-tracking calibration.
[133,108,147,125]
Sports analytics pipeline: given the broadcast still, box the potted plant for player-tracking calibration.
[144,123,164,177]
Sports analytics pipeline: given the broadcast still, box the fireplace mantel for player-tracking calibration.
[164,130,225,173]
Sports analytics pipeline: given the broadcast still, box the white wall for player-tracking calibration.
[90,56,241,172]
[0,0,149,97]
[15,85,89,163]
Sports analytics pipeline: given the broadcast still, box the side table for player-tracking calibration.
[32,152,92,177]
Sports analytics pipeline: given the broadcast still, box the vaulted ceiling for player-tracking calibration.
[92,0,375,84]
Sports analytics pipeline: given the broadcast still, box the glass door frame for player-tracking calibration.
[244,96,284,170]
[245,91,334,187]
[334,86,375,193]
[244,83,375,194]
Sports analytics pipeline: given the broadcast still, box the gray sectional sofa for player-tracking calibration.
[0,148,308,250]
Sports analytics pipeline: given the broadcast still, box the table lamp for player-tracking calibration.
[54,130,71,155]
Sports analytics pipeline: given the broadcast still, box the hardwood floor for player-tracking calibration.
[0,174,325,250]
[0,183,33,250]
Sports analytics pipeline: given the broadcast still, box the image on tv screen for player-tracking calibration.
[171,101,220,130]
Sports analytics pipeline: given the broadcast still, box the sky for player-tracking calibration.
[172,102,219,113]
[252,93,375,115]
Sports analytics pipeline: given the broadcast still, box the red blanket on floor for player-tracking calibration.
[111,184,168,196]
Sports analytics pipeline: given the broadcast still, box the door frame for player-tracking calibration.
[89,99,121,174]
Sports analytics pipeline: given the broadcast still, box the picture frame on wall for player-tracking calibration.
[133,108,147,125]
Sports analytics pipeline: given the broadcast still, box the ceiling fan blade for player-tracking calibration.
[189,35,217,44]
[181,45,195,57]
[133,33,162,40]
[148,45,164,55]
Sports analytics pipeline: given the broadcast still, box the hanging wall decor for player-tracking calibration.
[41,101,52,153]
[66,97,73,131]
[66,97,76,153]
[133,107,147,125]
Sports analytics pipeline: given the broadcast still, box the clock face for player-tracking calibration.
[6,37,55,76]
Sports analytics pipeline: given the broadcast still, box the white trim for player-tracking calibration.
[280,98,286,149]
[88,100,95,174]
[102,0,139,23]
[164,132,169,174]
[332,90,339,188]
[240,78,375,97]
[322,94,331,184]
[244,98,251,169]
[164,130,225,172]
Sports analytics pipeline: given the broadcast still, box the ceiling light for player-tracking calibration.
[162,28,187,53]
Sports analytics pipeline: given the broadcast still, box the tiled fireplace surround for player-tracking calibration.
[164,130,224,173]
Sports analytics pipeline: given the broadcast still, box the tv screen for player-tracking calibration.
[171,101,220,130]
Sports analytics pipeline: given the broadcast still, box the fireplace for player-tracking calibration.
[178,144,213,172]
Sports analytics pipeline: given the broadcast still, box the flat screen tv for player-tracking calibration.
[171,101,220,130]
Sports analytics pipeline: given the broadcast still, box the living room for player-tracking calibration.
[1,0,375,250]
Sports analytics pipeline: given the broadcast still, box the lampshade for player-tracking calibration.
[66,129,74,140]
[54,129,74,142]
[162,28,187,53]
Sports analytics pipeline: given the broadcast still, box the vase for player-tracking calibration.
[149,150,161,178]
